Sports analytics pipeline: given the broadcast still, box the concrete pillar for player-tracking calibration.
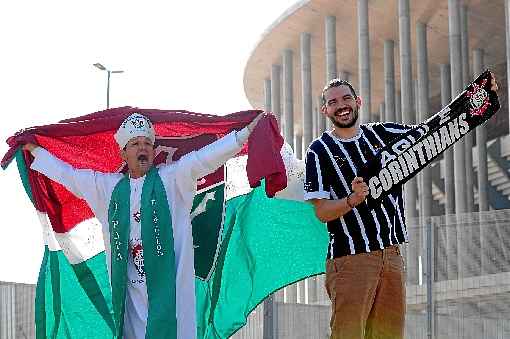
[301,32,313,151]
[440,64,455,215]
[379,102,385,121]
[283,49,294,149]
[325,15,337,130]
[414,79,419,119]
[317,96,326,133]
[441,63,458,279]
[295,133,303,160]
[399,0,418,285]
[395,92,402,123]
[506,0,510,134]
[270,65,284,304]
[399,0,418,220]
[285,285,297,303]
[0,285,16,339]
[473,48,486,279]
[461,4,475,213]
[449,0,467,214]
[358,0,371,123]
[312,106,318,139]
[384,40,396,122]
[325,16,337,81]
[473,49,488,211]
[417,22,432,218]
[305,277,317,304]
[339,70,350,82]
[271,64,282,128]
[264,78,272,112]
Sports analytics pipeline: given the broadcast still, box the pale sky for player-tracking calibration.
[0,0,294,284]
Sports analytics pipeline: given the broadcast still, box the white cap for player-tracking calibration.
[114,113,155,149]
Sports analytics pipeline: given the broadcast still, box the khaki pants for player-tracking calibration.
[325,245,405,339]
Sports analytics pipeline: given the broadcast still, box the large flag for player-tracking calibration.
[2,108,328,339]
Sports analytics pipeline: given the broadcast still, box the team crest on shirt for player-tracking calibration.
[118,134,226,281]
[131,241,145,278]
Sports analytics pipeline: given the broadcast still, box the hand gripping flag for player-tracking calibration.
[2,108,328,339]
[357,70,500,208]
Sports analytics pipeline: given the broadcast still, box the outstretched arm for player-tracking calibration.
[22,143,116,204]
[168,112,265,182]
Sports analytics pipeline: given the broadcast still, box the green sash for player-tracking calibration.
[108,167,177,339]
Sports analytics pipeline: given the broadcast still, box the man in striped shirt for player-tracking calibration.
[304,79,410,339]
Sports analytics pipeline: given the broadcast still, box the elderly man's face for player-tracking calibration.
[121,136,155,178]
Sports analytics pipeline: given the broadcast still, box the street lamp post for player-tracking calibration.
[93,63,124,109]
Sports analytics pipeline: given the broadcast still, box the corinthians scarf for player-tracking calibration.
[108,167,177,339]
[358,70,500,209]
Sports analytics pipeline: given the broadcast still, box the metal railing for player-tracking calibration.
[234,209,510,339]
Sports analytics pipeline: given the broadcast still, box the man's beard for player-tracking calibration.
[329,106,359,129]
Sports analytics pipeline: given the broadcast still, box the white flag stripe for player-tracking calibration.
[37,211,105,264]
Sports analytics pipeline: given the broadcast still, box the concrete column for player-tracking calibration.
[325,16,337,81]
[506,0,510,134]
[461,4,475,212]
[414,79,419,119]
[440,64,455,215]
[0,285,16,339]
[339,70,350,82]
[283,49,294,149]
[264,78,272,112]
[384,40,396,122]
[285,285,297,303]
[305,277,317,304]
[417,22,432,218]
[312,106,318,139]
[473,48,486,279]
[449,0,467,214]
[301,32,313,151]
[395,92,402,123]
[379,102,385,121]
[271,64,282,128]
[473,49,489,211]
[325,15,337,130]
[399,0,418,220]
[295,133,303,159]
[358,0,371,123]
[317,96,326,133]
[270,66,284,304]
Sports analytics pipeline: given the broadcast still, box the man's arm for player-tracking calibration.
[166,113,265,182]
[309,177,368,222]
[22,143,117,206]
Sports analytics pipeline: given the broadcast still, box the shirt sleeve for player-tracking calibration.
[159,130,243,196]
[30,147,120,221]
[303,147,331,201]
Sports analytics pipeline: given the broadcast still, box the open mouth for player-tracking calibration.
[137,154,148,162]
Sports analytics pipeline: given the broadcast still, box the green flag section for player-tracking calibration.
[35,248,114,338]
[196,183,328,338]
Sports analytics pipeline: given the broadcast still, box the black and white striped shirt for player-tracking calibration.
[304,123,411,259]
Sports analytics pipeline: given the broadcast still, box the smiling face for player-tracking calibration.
[321,85,362,130]
[120,136,155,178]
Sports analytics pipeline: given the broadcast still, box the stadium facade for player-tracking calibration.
[236,1,510,338]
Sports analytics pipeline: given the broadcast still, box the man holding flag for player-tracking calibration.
[22,111,263,339]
